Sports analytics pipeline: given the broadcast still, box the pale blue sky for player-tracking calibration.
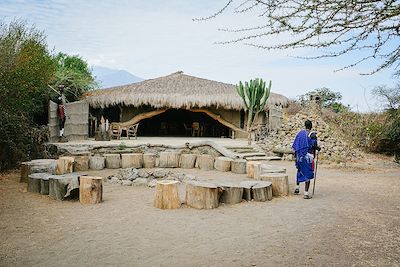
[0,0,398,111]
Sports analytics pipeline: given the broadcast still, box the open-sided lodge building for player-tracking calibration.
[83,71,288,139]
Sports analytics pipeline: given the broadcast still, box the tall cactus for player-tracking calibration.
[236,78,271,144]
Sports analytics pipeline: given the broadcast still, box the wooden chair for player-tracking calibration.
[127,123,139,139]
[183,123,192,136]
[110,124,121,139]
[192,122,200,137]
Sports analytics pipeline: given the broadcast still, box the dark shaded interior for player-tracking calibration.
[138,109,230,137]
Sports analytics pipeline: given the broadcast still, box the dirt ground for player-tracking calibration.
[1,155,399,267]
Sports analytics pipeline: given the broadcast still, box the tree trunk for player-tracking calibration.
[79,176,103,204]
[214,157,233,172]
[49,174,81,200]
[56,156,74,175]
[257,173,289,197]
[196,155,214,171]
[159,151,180,168]
[89,156,105,170]
[121,153,143,169]
[247,109,253,145]
[185,181,220,209]
[231,159,247,174]
[104,154,121,169]
[153,180,181,209]
[143,153,157,168]
[219,182,243,204]
[73,156,89,172]
[179,154,197,169]
[27,175,41,193]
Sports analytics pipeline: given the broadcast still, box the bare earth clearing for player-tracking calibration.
[1,155,399,267]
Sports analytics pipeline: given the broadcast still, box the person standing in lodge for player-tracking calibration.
[292,120,320,199]
[57,85,68,142]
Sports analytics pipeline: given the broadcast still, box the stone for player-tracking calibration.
[122,180,133,186]
[153,168,169,178]
[118,168,138,181]
[138,168,151,178]
[147,179,157,188]
[132,178,149,186]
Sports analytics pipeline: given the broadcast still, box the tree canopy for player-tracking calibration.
[197,0,400,74]
[298,87,350,113]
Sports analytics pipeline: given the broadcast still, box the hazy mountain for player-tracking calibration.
[92,66,144,88]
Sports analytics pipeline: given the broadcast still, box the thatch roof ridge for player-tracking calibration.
[85,71,288,110]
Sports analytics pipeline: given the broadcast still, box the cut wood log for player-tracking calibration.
[20,162,30,183]
[104,154,121,169]
[143,153,157,168]
[214,157,232,172]
[79,176,103,204]
[218,182,243,204]
[240,180,273,202]
[121,153,143,169]
[257,173,289,197]
[246,161,262,178]
[153,180,181,209]
[231,159,247,174]
[27,174,41,193]
[73,156,89,172]
[89,156,105,170]
[179,154,197,169]
[56,156,74,175]
[28,159,57,175]
[186,181,220,209]
[159,151,180,168]
[48,174,81,200]
[196,155,214,171]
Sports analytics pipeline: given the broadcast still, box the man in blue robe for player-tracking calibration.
[292,120,320,199]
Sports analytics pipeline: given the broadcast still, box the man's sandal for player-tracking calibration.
[303,195,312,199]
[294,188,300,195]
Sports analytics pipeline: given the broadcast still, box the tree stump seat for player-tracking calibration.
[154,180,181,209]
[48,173,84,200]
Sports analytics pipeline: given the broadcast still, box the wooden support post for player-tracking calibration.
[143,153,157,168]
[56,156,74,175]
[196,155,214,171]
[73,156,89,172]
[186,181,220,209]
[159,151,180,168]
[219,182,243,204]
[214,157,233,172]
[121,153,143,169]
[89,156,105,170]
[231,159,247,174]
[104,154,121,169]
[258,173,289,197]
[79,176,103,204]
[153,180,181,209]
[179,154,197,169]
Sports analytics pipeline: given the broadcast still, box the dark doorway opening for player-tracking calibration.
[138,109,230,137]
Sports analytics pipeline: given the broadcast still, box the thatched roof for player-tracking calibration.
[84,71,288,110]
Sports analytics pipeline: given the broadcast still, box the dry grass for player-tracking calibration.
[85,71,288,110]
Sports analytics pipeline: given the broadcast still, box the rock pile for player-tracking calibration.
[107,167,197,187]
[259,110,364,162]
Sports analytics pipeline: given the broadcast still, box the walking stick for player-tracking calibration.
[312,151,319,196]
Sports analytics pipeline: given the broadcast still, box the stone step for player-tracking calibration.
[245,156,282,161]
[238,152,267,159]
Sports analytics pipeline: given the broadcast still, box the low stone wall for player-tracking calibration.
[107,167,197,187]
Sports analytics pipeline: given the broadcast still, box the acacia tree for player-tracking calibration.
[298,87,350,113]
[195,0,400,74]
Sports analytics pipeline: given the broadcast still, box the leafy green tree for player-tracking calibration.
[0,20,56,170]
[298,87,350,113]
[52,52,97,102]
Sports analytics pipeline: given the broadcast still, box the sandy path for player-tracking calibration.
[1,158,399,267]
